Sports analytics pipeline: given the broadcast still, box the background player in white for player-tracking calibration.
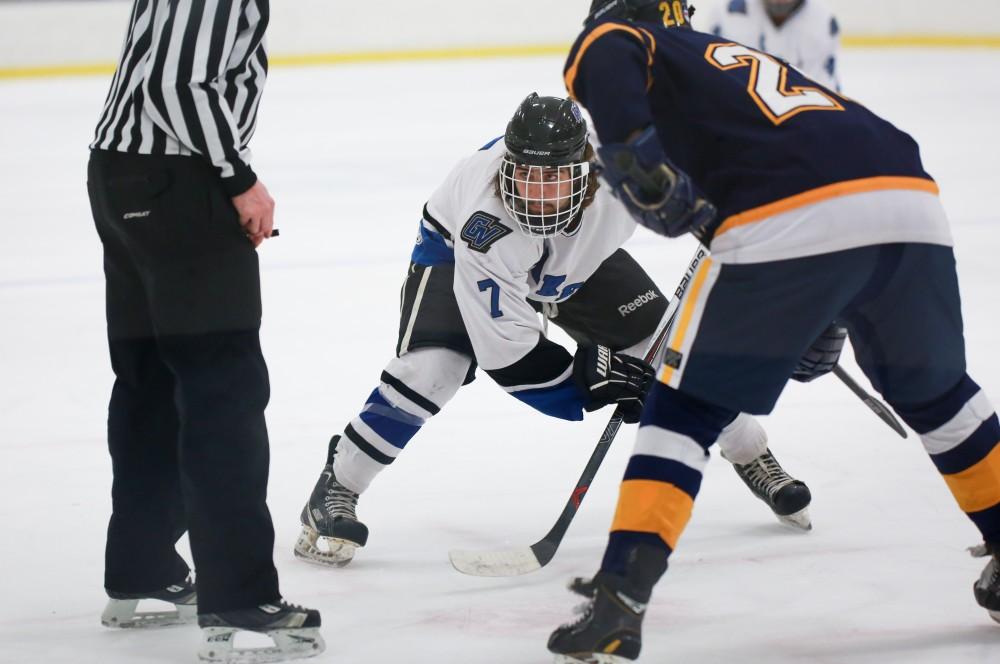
[701,0,841,90]
[294,94,814,568]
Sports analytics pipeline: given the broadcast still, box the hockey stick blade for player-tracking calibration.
[832,365,908,438]
[449,547,542,577]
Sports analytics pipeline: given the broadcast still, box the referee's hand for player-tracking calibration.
[232,180,275,248]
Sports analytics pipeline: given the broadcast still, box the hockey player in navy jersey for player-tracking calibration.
[547,2,1000,661]
[293,93,817,569]
[702,0,841,90]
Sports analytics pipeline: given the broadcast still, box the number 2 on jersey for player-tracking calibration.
[705,43,844,125]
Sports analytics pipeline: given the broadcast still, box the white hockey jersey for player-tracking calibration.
[700,0,841,91]
[411,137,637,419]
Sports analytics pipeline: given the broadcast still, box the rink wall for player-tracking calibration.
[1,0,999,79]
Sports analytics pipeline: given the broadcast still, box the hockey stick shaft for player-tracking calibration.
[449,246,710,575]
[528,245,709,566]
[832,364,908,438]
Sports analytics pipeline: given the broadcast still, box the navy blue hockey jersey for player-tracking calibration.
[564,19,952,263]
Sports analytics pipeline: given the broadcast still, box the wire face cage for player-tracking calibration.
[499,156,590,237]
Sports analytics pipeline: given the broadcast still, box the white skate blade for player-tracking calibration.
[554,653,630,663]
[101,598,197,629]
[198,627,325,663]
[293,526,358,567]
[777,507,812,531]
[449,548,541,577]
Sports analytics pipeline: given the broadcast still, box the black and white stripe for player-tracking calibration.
[91,0,269,195]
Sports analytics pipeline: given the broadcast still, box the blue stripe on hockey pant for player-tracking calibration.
[333,348,471,494]
[601,382,734,575]
[357,388,424,450]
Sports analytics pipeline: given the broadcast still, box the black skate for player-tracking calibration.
[548,544,668,664]
[101,574,197,629]
[198,600,324,663]
[971,542,1000,625]
[294,435,369,567]
[732,448,812,530]
[549,573,645,663]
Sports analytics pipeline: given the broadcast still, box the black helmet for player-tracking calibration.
[504,93,588,167]
[585,0,694,27]
[499,93,591,237]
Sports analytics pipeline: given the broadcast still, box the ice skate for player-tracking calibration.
[198,600,324,663]
[549,544,667,664]
[548,573,645,663]
[971,542,1000,624]
[732,448,812,530]
[101,574,197,629]
[294,435,369,567]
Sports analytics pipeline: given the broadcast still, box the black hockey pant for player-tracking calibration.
[88,150,280,614]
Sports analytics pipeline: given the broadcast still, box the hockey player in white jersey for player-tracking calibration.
[294,94,816,568]
[701,0,841,90]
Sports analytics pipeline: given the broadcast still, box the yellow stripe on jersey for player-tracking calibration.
[714,176,940,238]
[564,23,655,101]
[942,442,1000,513]
[610,479,695,550]
[659,256,713,385]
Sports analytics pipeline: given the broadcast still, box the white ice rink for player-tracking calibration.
[2,48,1000,663]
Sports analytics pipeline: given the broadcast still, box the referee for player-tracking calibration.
[87,1,322,659]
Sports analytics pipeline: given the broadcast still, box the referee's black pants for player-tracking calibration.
[87,150,280,614]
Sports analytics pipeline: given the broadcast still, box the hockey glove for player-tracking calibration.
[792,324,848,382]
[597,126,718,241]
[573,345,655,424]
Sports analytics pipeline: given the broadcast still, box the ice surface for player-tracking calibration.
[1,49,999,663]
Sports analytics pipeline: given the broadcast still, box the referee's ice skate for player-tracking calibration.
[101,575,197,629]
[198,600,324,663]
[295,435,369,567]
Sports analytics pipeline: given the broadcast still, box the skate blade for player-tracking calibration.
[294,526,358,568]
[101,598,197,629]
[989,609,1000,626]
[199,627,325,663]
[777,507,812,531]
[553,653,630,663]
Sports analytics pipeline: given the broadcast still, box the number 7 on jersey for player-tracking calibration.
[477,279,504,318]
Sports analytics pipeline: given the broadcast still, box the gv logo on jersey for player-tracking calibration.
[460,212,512,253]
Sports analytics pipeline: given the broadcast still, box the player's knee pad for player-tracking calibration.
[893,373,998,459]
[638,381,738,449]
[892,373,988,434]
[716,413,769,465]
[380,347,473,420]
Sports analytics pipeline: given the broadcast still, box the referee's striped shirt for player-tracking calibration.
[91,0,269,196]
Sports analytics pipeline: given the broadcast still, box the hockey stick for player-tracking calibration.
[832,364,908,439]
[449,245,709,577]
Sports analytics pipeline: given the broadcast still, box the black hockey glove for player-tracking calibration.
[597,126,717,242]
[792,324,848,383]
[573,345,655,424]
